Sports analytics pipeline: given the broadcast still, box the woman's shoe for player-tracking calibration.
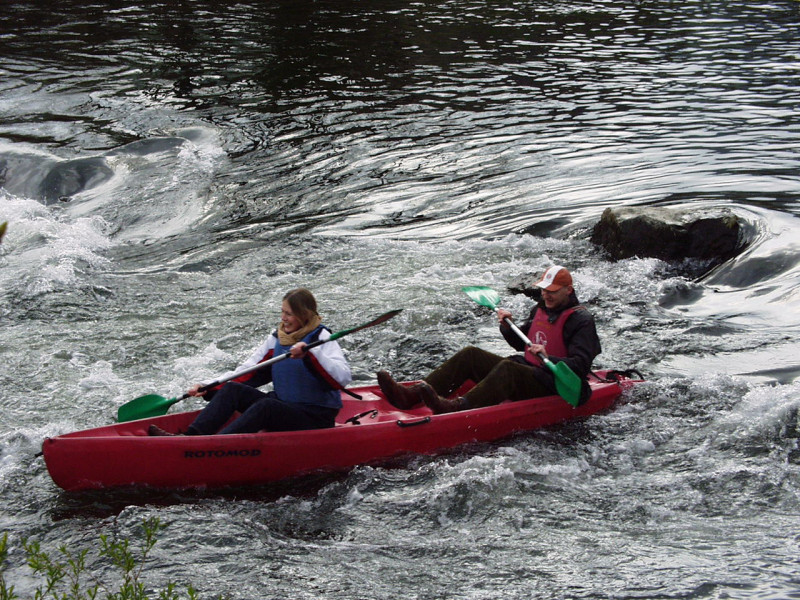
[147,424,179,436]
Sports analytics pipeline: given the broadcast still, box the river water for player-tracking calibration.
[1,1,799,598]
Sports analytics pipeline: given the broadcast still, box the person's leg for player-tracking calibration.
[378,346,505,410]
[186,382,266,435]
[423,346,504,396]
[218,396,337,434]
[463,359,552,409]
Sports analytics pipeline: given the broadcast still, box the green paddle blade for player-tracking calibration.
[544,358,583,407]
[462,286,501,310]
[117,394,181,422]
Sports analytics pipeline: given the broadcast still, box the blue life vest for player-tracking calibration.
[271,326,343,410]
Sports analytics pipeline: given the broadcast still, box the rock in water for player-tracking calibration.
[590,206,747,265]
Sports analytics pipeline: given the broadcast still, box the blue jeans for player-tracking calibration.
[186,382,338,435]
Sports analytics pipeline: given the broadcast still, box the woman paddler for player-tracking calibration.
[148,288,352,436]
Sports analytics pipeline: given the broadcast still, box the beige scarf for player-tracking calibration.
[277,313,322,346]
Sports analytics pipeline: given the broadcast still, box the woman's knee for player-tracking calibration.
[219,382,268,410]
[220,397,275,434]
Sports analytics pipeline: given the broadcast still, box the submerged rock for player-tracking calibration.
[589,206,747,266]
[508,206,751,298]
[40,157,114,203]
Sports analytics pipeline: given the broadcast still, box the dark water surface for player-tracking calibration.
[1,1,799,598]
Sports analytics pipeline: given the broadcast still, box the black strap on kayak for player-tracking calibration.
[342,388,363,400]
[344,409,378,425]
[590,368,644,383]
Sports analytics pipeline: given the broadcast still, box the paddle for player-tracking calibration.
[117,309,403,422]
[462,286,582,407]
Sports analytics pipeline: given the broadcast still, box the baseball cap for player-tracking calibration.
[535,266,573,292]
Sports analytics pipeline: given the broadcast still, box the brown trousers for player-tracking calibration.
[424,346,552,409]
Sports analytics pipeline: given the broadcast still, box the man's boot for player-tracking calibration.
[422,386,468,414]
[378,371,467,414]
[377,371,430,409]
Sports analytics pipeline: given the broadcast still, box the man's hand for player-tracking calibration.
[528,343,547,358]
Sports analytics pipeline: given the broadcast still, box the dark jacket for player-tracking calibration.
[500,291,601,402]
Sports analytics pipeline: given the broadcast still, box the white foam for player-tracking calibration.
[0,191,113,297]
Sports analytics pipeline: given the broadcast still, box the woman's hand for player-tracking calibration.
[186,384,206,397]
[290,342,308,358]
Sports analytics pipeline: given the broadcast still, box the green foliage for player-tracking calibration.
[0,519,200,600]
[1,533,16,600]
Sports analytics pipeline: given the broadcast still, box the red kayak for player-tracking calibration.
[42,370,640,491]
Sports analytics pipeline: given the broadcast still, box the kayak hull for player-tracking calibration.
[42,372,638,491]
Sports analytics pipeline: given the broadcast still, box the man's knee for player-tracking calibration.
[488,360,548,396]
[456,346,499,363]
[453,345,481,358]
[491,358,522,377]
